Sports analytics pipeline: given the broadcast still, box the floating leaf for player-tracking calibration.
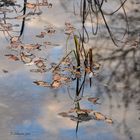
[22,44,41,51]
[105,118,113,124]
[58,112,69,117]
[34,59,46,68]
[53,74,61,81]
[94,112,106,120]
[16,14,29,19]
[85,67,91,73]
[68,108,93,114]
[51,80,61,88]
[30,69,46,73]
[76,109,92,115]
[10,36,19,43]
[45,27,55,34]
[20,52,34,63]
[88,97,100,104]
[33,81,50,87]
[64,22,75,35]
[26,3,36,9]
[36,32,46,38]
[5,54,19,61]
[93,62,101,70]
[43,41,59,46]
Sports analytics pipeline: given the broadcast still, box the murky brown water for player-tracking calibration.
[0,0,140,140]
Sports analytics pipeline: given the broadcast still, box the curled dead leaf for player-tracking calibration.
[33,81,50,87]
[105,118,113,124]
[76,109,92,115]
[93,62,101,70]
[30,69,46,73]
[64,22,75,35]
[43,41,59,46]
[26,3,36,9]
[10,36,20,43]
[53,74,61,81]
[22,44,41,51]
[34,59,46,68]
[5,54,19,61]
[94,112,106,120]
[20,52,34,63]
[45,27,55,34]
[88,97,100,104]
[51,80,61,88]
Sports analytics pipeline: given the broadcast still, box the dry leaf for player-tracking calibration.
[26,3,36,9]
[58,112,68,117]
[16,14,29,19]
[33,81,50,87]
[5,54,19,61]
[30,69,46,73]
[22,44,41,51]
[53,74,61,81]
[51,80,61,88]
[45,27,55,34]
[94,112,106,120]
[68,108,93,114]
[10,36,19,43]
[105,118,113,124]
[20,52,34,63]
[43,41,59,46]
[85,67,91,73]
[76,109,92,115]
[88,97,100,104]
[93,62,101,70]
[34,59,46,68]
[64,22,75,35]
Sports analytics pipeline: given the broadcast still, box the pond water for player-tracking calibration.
[0,0,140,140]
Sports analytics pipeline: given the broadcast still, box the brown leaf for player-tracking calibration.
[45,27,55,34]
[16,14,29,19]
[58,112,68,117]
[43,41,59,46]
[68,108,93,114]
[22,44,41,51]
[94,112,106,120]
[30,69,46,73]
[53,74,61,81]
[88,97,100,104]
[26,3,36,9]
[10,36,19,43]
[34,60,46,68]
[105,118,113,124]
[93,62,101,70]
[33,81,50,87]
[64,22,75,35]
[76,109,92,115]
[20,52,34,63]
[51,80,61,88]
[5,54,19,61]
